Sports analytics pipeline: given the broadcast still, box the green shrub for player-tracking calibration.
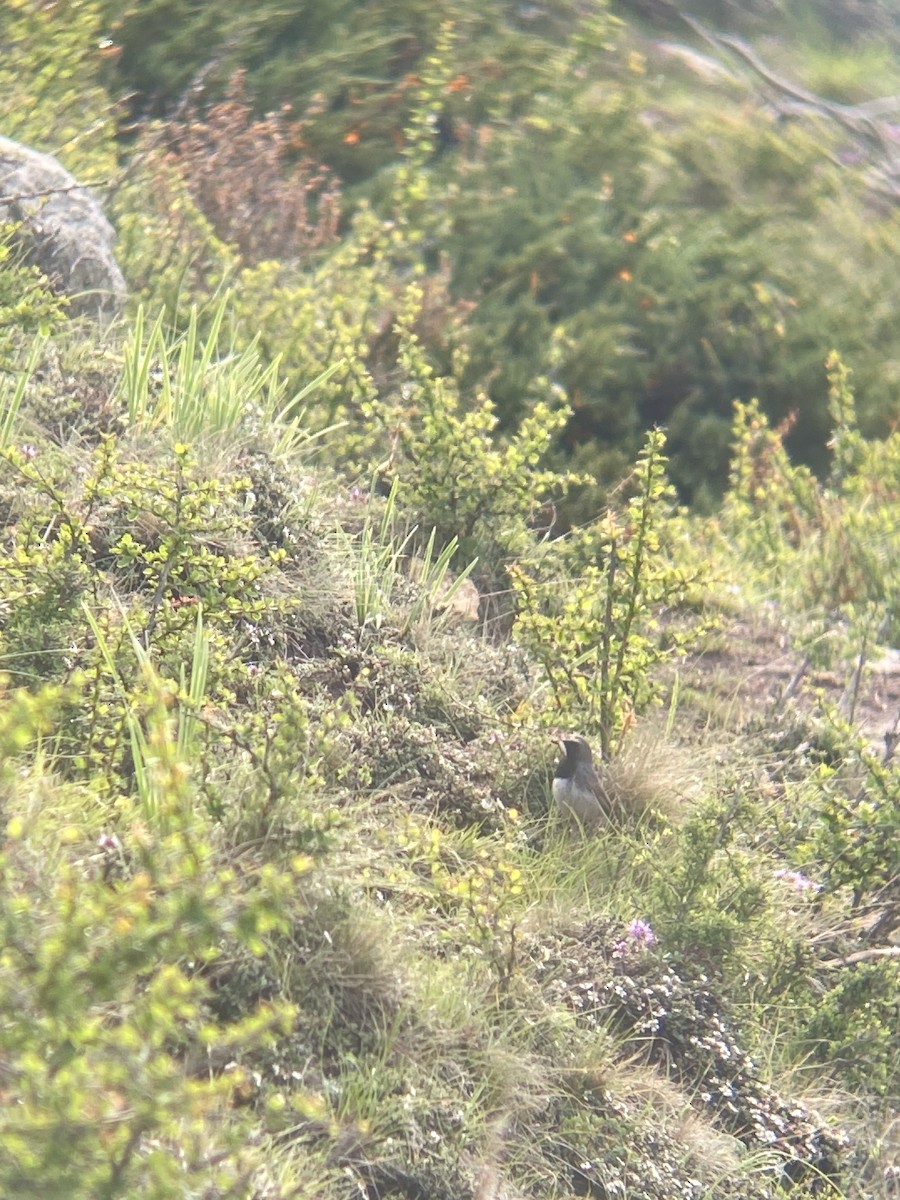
[370,284,587,578]
[510,429,708,752]
[0,438,97,684]
[786,716,900,908]
[0,0,118,177]
[0,672,300,1199]
[102,0,900,500]
[0,232,67,364]
[714,353,900,640]
[445,86,900,504]
[803,959,899,1095]
[0,426,292,800]
[111,149,237,316]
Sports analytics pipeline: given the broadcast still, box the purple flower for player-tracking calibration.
[627,919,657,946]
[20,444,37,460]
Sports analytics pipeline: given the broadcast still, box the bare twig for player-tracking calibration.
[780,653,810,705]
[883,710,900,765]
[675,13,900,201]
[819,945,900,970]
[839,637,869,724]
[0,180,112,204]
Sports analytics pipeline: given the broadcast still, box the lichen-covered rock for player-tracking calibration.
[530,919,848,1193]
[0,135,126,322]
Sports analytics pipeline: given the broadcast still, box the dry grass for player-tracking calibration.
[602,721,709,824]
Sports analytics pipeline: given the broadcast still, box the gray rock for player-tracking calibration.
[0,135,126,322]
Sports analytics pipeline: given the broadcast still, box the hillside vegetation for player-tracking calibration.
[0,1,898,1197]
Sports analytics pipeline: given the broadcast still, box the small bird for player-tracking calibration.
[552,734,610,831]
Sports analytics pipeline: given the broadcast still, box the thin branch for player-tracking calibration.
[819,945,900,970]
[676,12,900,197]
[0,181,112,204]
[882,709,900,766]
[780,653,810,705]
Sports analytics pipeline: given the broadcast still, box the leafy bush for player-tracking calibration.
[802,959,899,1096]
[102,0,900,499]
[511,429,708,752]
[715,353,900,640]
[0,672,300,1199]
[0,422,291,805]
[446,75,900,503]
[0,0,118,177]
[0,437,97,683]
[107,0,615,182]
[369,285,587,577]
[0,231,67,363]
[111,148,237,315]
[157,70,341,266]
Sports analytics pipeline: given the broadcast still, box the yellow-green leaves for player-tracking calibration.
[511,429,709,755]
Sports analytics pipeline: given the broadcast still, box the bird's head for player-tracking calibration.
[553,732,595,771]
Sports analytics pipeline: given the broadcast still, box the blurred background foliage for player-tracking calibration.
[7,0,900,509]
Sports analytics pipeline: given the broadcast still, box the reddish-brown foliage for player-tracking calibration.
[165,71,341,264]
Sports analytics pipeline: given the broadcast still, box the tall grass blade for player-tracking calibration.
[0,335,44,449]
[178,605,209,757]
